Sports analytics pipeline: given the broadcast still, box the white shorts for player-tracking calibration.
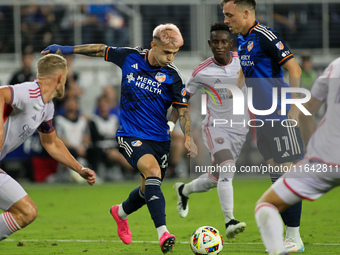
[272,158,340,205]
[0,169,27,211]
[202,126,246,162]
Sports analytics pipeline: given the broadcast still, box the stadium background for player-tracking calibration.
[0,0,339,179]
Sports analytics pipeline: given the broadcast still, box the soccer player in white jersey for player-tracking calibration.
[255,57,340,255]
[0,54,96,241]
[173,22,249,239]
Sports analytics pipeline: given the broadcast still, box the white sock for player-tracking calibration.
[157,225,169,240]
[118,204,128,220]
[182,173,218,197]
[0,212,21,241]
[255,202,285,255]
[217,160,235,223]
[285,226,301,243]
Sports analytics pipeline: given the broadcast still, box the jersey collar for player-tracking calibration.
[212,52,232,66]
[243,20,260,38]
[35,80,45,105]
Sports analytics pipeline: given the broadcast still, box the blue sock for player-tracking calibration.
[144,177,166,228]
[122,186,146,215]
[281,201,302,227]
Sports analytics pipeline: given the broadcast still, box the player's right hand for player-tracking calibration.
[184,136,198,158]
[41,44,74,55]
[78,168,96,186]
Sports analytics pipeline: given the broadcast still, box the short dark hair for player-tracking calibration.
[210,22,230,33]
[220,0,256,10]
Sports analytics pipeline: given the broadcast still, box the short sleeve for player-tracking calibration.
[43,101,55,122]
[104,47,137,68]
[259,31,293,66]
[10,85,24,109]
[171,76,188,108]
[185,75,199,96]
[310,64,332,102]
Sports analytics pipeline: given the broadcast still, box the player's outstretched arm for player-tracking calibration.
[177,107,197,158]
[39,130,96,185]
[299,96,323,147]
[41,44,107,57]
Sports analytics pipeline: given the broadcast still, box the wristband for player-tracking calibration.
[44,44,74,55]
[62,46,75,55]
[167,121,175,132]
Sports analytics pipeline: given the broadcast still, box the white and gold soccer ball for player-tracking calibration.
[190,226,224,254]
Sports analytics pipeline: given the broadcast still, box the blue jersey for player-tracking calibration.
[104,46,187,141]
[238,20,294,121]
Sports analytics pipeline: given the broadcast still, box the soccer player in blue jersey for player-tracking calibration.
[41,23,197,254]
[221,0,305,253]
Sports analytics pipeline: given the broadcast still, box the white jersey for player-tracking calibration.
[305,57,340,165]
[0,81,54,161]
[54,114,89,148]
[186,52,249,135]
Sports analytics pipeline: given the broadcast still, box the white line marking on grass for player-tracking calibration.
[5,239,340,246]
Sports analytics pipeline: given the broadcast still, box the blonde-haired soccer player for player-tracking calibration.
[0,54,96,241]
[42,23,197,254]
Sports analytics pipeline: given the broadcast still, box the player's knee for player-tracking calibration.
[18,201,38,227]
[143,167,161,178]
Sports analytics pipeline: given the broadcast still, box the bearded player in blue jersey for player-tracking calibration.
[221,0,305,253]
[42,23,197,254]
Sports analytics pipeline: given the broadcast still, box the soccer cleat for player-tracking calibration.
[225,219,247,239]
[109,205,132,244]
[284,237,305,253]
[173,182,189,218]
[159,232,176,254]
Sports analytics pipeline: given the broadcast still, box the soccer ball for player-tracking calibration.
[190,226,224,254]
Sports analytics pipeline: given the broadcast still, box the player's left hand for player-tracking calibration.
[78,168,96,186]
[41,44,74,55]
[287,105,300,127]
[184,136,198,158]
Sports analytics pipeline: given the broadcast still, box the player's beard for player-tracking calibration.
[55,86,65,98]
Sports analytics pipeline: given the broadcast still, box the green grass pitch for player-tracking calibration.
[1,178,340,254]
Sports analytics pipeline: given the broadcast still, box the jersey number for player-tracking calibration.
[161,154,168,169]
[273,136,290,152]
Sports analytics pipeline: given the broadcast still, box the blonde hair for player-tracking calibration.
[152,23,184,47]
[37,54,67,78]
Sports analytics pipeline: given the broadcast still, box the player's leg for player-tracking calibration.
[214,149,246,239]
[257,123,304,252]
[174,171,217,218]
[0,173,37,240]
[268,160,303,252]
[110,137,147,244]
[255,158,331,255]
[173,126,226,218]
[255,186,292,255]
[137,154,175,254]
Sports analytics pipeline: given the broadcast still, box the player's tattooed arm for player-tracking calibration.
[74,44,107,57]
[178,108,191,137]
[177,107,197,158]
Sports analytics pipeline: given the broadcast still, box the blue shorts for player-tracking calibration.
[117,136,170,179]
[256,121,304,163]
